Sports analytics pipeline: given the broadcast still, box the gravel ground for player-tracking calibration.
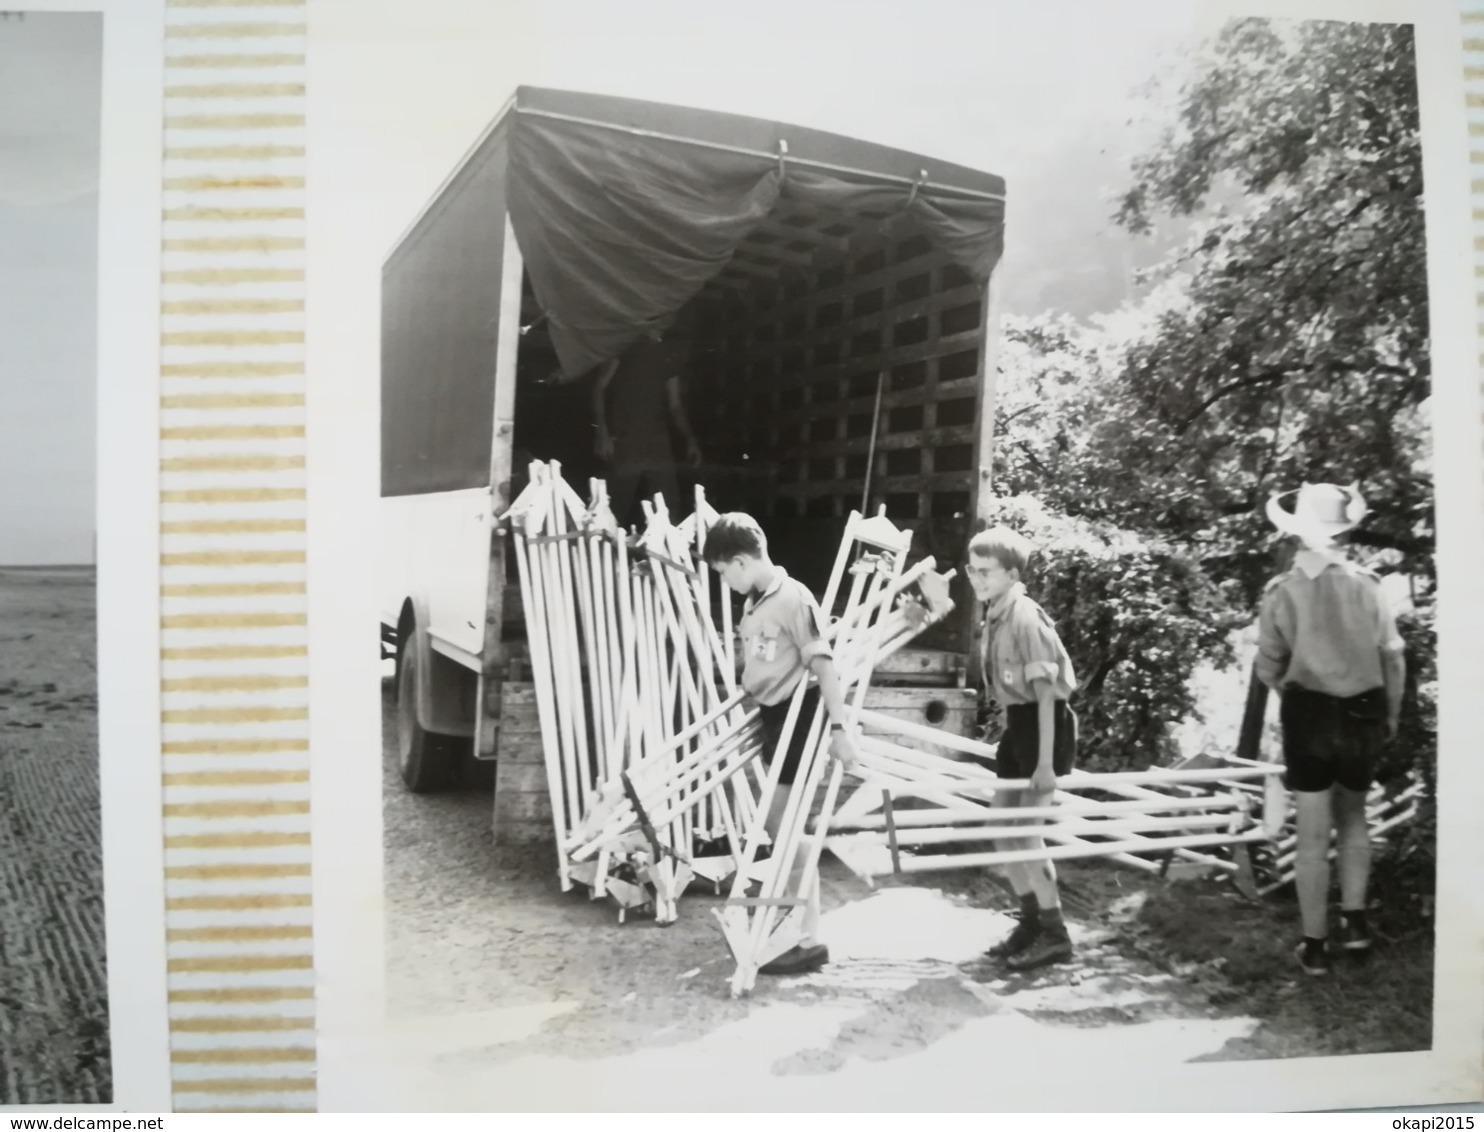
[0,568,110,1106]
[380,681,1295,1083]
[381,677,1435,1101]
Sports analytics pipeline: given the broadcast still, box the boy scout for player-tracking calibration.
[702,513,859,977]
[967,526,1079,971]
[1256,482,1405,976]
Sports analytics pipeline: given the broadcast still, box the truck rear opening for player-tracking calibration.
[511,205,994,646]
[380,86,1005,805]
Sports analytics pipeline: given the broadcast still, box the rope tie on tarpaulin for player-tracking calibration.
[905,168,927,210]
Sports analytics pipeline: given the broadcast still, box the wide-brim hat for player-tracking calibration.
[1265,482,1368,545]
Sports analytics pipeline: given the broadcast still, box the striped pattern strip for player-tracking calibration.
[160,0,313,1114]
[1472,5,1484,478]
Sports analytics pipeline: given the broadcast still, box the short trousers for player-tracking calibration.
[985,703,1080,783]
[756,684,822,787]
[994,700,1077,781]
[1280,684,1387,793]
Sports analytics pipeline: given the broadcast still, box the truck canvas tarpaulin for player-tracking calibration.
[382,86,1006,500]
[507,87,1007,380]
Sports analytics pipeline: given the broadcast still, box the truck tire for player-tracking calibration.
[395,645,462,793]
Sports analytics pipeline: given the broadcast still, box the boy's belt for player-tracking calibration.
[1286,684,1387,719]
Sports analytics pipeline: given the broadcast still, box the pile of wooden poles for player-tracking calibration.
[1251,768,1425,896]
[503,463,957,937]
[819,722,1289,887]
[504,461,749,921]
[502,460,1421,995]
[821,733,1422,898]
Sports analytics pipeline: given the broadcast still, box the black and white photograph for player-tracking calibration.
[308,0,1483,1110]
[0,9,110,1107]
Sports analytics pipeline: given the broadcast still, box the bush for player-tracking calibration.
[981,495,1243,770]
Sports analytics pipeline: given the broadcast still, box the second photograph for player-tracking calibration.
[311,0,1476,1111]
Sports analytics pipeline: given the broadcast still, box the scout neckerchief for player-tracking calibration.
[1293,546,1347,579]
[744,565,787,617]
[980,581,1027,672]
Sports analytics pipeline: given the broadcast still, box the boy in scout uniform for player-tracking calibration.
[702,513,860,977]
[967,526,1079,971]
[1256,483,1406,976]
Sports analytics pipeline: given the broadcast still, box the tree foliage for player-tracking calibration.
[996,19,1430,602]
[1117,19,1428,589]
[987,18,1434,794]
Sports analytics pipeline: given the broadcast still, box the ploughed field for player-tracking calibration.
[0,568,109,1106]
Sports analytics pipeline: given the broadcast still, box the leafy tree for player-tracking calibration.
[986,18,1435,802]
[1082,18,1427,601]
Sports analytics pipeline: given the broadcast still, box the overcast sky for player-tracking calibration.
[321,0,1213,265]
[310,0,1235,421]
[0,12,101,566]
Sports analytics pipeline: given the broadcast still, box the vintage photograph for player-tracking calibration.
[0,9,110,1106]
[304,0,1476,1109]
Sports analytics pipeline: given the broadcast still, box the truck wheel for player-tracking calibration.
[396,647,461,793]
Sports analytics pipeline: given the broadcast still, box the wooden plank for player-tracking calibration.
[778,432,978,469]
[756,217,850,253]
[496,728,544,756]
[737,237,814,269]
[1236,662,1270,762]
[494,680,542,740]
[750,334,984,406]
[862,686,977,712]
[493,790,557,827]
[859,685,978,760]
[725,283,979,363]
[773,375,982,425]
[476,214,526,763]
[494,671,553,844]
[969,272,1001,532]
[497,759,550,793]
[726,257,781,282]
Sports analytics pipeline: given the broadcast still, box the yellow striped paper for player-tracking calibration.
[158,0,312,1113]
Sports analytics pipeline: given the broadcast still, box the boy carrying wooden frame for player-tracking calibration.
[702,512,860,977]
[966,526,1080,971]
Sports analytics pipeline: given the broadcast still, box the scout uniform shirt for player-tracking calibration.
[738,567,833,707]
[1255,547,1404,698]
[981,582,1077,706]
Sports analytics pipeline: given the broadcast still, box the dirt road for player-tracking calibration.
[0,568,109,1106]
[381,679,1392,1098]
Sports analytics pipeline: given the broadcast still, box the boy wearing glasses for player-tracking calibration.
[966,526,1079,971]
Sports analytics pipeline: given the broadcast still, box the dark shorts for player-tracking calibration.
[757,684,821,787]
[994,701,1077,781]
[1280,684,1386,793]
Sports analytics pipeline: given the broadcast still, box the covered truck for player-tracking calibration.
[380,86,1008,836]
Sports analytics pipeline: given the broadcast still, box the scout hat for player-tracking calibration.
[1265,482,1368,547]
